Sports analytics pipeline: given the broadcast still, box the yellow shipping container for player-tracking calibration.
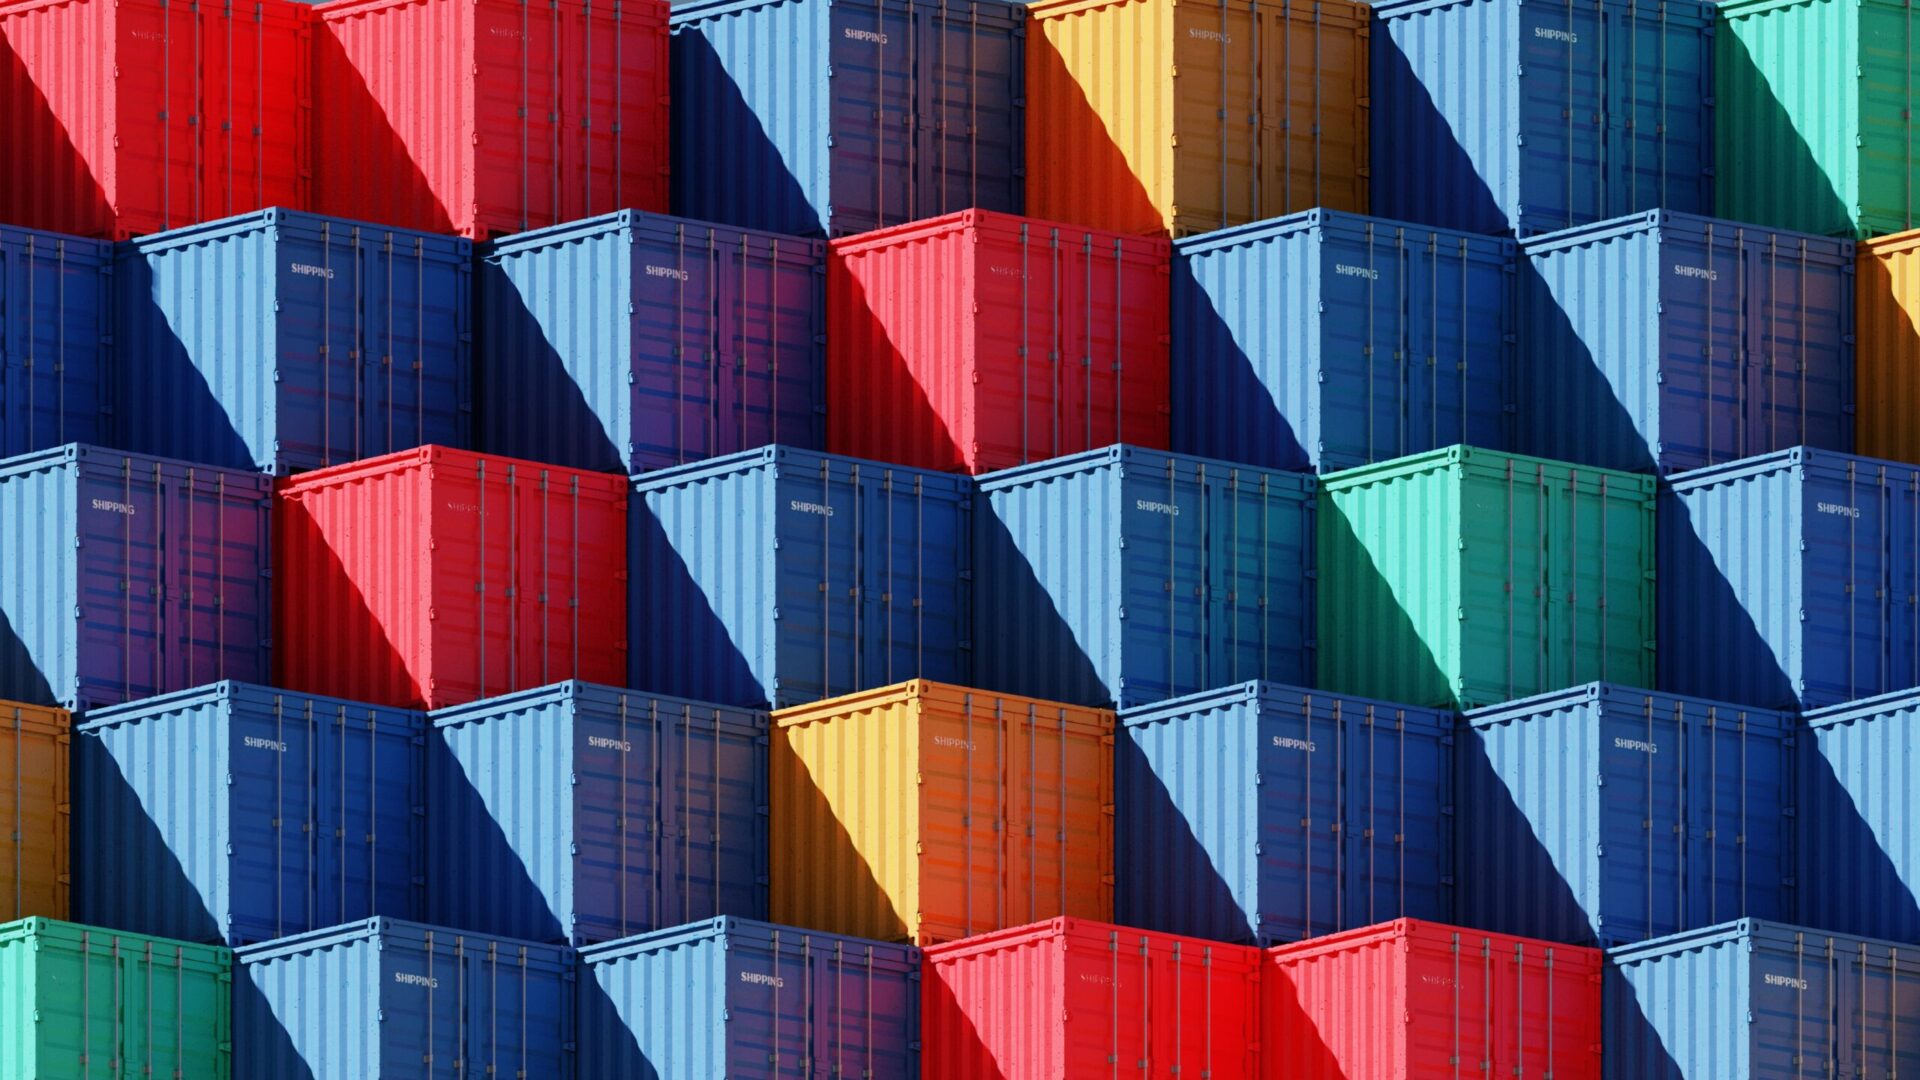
[0,699,68,920]
[1026,0,1369,237]
[772,680,1113,946]
[1860,229,1920,464]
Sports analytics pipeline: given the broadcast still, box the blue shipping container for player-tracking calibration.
[429,682,770,946]
[1799,689,1920,944]
[116,209,473,475]
[1171,210,1517,474]
[1519,212,1855,474]
[477,211,826,474]
[0,225,113,457]
[1460,683,1794,948]
[73,682,426,947]
[235,917,574,1080]
[1117,681,1454,946]
[1371,0,1714,238]
[579,917,920,1078]
[670,0,1025,237]
[976,445,1317,710]
[1660,448,1920,711]
[1606,920,1920,1078]
[0,444,270,711]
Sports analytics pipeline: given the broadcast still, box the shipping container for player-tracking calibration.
[772,681,1112,945]
[478,211,826,475]
[631,446,972,709]
[1660,447,1920,710]
[1171,210,1517,473]
[1459,683,1794,949]
[670,0,1025,238]
[1798,688,1920,943]
[976,445,1317,710]
[1717,0,1920,239]
[922,917,1264,1079]
[579,917,920,1078]
[0,444,271,711]
[429,682,769,946]
[1025,0,1369,237]
[0,917,232,1080]
[72,682,425,947]
[1606,920,1920,1078]
[1856,229,1920,463]
[234,917,573,1080]
[1118,682,1453,947]
[0,225,112,457]
[313,0,669,240]
[0,0,309,240]
[274,446,628,711]
[1263,919,1603,1080]
[1319,446,1656,710]
[1371,0,1714,238]
[1518,211,1855,475]
[0,699,66,922]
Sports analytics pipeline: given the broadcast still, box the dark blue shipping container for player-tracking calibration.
[1117,681,1454,947]
[73,682,426,947]
[0,444,270,711]
[428,682,770,946]
[670,0,1025,237]
[1461,684,1794,948]
[1799,689,1920,944]
[0,225,113,457]
[1171,210,1517,474]
[116,209,473,475]
[579,917,920,1078]
[477,211,826,475]
[1660,448,1920,711]
[1371,0,1714,238]
[1519,212,1855,474]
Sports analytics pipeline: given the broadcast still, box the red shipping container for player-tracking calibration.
[273,445,627,710]
[828,210,1171,475]
[1262,920,1603,1080]
[922,918,1263,1079]
[0,0,308,240]
[312,0,669,240]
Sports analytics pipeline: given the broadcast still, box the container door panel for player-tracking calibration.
[1264,4,1367,219]
[828,2,919,235]
[734,239,825,459]
[517,469,624,692]
[1258,703,1342,942]
[1117,468,1207,707]
[1515,5,1607,234]
[1596,705,1683,944]
[456,943,568,1075]
[578,702,660,940]
[1685,710,1791,931]
[1171,5,1259,235]
[1890,473,1920,700]
[1655,229,1746,470]
[1056,236,1167,458]
[229,706,318,944]
[361,236,470,463]
[1749,942,1839,1075]
[807,947,918,1078]
[774,465,862,704]
[1318,227,1404,466]
[75,469,161,709]
[1607,6,1712,221]
[113,2,205,233]
[1744,237,1854,470]
[631,228,726,470]
[663,710,767,925]
[0,238,108,455]
[1345,710,1452,930]
[1800,471,1891,708]
[1838,949,1920,1078]
[1007,709,1109,931]
[918,0,1024,220]
[862,469,972,691]
[1206,469,1310,693]
[1423,236,1514,455]
[317,712,421,935]
[429,465,521,705]
[276,226,370,473]
[727,941,816,1077]
[918,699,1006,941]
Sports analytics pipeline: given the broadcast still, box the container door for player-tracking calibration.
[1742,233,1855,467]
[655,703,769,930]
[733,234,827,461]
[276,222,374,472]
[1749,936,1840,1076]
[773,460,864,705]
[859,466,972,693]
[828,0,920,235]
[456,936,570,1077]
[727,934,818,1077]
[1891,470,1920,701]
[379,935,466,1074]
[1170,1,1260,235]
[575,697,662,941]
[1605,1,1712,222]
[0,235,110,457]
[74,462,163,709]
[1260,0,1368,220]
[1838,946,1920,1079]
[1318,222,1411,467]
[229,700,320,944]
[1514,2,1608,234]
[1800,464,1904,708]
[917,0,1024,220]
[1655,223,1747,470]
[1004,703,1112,932]
[317,706,423,934]
[629,222,727,471]
[1686,708,1792,930]
[359,232,470,465]
[1344,705,1452,930]
[1204,466,1313,699]
[1259,696,1344,942]
[1116,461,1209,707]
[1595,700,1685,944]
[806,941,918,1079]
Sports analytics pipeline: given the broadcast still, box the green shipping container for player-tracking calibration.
[1319,446,1656,710]
[1717,0,1920,238]
[0,917,232,1080]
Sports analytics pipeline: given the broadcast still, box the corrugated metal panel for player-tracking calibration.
[579,916,921,1077]
[1172,210,1517,473]
[0,700,66,922]
[1857,230,1920,462]
[1799,689,1920,942]
[0,226,112,457]
[478,211,826,475]
[1519,211,1855,474]
[631,447,974,709]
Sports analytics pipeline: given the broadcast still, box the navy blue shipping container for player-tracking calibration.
[670,0,1025,237]
[73,682,426,947]
[1117,681,1454,946]
[1519,212,1855,474]
[1660,448,1920,711]
[976,445,1316,710]
[428,682,770,947]
[477,211,826,475]
[1799,689,1920,944]
[1460,684,1794,948]
[0,225,113,457]
[116,209,473,475]
[235,918,574,1080]
[579,917,920,1078]
[632,446,973,709]
[1371,0,1714,238]
[0,444,270,711]
[1171,210,1517,474]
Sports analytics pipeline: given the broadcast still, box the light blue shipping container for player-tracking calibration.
[73,682,426,948]
[1171,210,1517,473]
[116,208,473,475]
[631,446,973,709]
[1117,681,1454,947]
[976,445,1316,710]
[1800,688,1920,944]
[477,211,826,475]
[428,682,770,947]
[235,917,574,1080]
[1519,212,1855,474]
[0,225,113,457]
[579,917,920,1078]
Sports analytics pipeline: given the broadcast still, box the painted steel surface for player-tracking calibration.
[1799,688,1920,943]
[1856,229,1920,463]
[0,699,66,922]
[0,226,112,457]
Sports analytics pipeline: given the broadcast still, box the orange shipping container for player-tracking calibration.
[772,680,1114,945]
[0,700,67,920]
[1026,0,1369,238]
[1859,230,1920,464]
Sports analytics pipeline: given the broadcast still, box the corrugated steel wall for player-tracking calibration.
[1799,690,1920,943]
[0,226,112,457]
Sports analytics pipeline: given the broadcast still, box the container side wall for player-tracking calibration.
[1857,234,1920,463]
[0,702,67,921]
[0,454,79,707]
[579,932,727,1075]
[0,228,113,457]
[1804,699,1920,941]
